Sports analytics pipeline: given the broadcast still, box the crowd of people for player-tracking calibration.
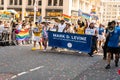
[0,18,120,69]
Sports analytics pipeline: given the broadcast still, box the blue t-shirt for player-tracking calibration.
[108,27,120,47]
[98,27,104,35]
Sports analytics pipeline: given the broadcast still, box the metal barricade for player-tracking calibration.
[0,30,10,46]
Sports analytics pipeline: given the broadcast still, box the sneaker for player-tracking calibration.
[94,50,98,54]
[115,60,118,67]
[64,49,68,51]
[51,47,54,50]
[78,51,82,54]
[88,53,93,57]
[31,47,36,51]
[89,55,93,57]
[103,57,106,60]
[40,46,43,50]
[105,64,111,69]
[43,49,46,52]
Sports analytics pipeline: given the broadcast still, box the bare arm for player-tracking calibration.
[95,29,98,36]
[56,25,58,32]
[85,19,88,29]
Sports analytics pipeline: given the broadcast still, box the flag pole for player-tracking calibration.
[34,0,38,23]
[34,9,36,23]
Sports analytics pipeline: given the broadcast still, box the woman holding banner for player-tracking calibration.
[85,22,98,57]
[63,22,75,33]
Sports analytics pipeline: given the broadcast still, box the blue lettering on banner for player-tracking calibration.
[48,31,93,53]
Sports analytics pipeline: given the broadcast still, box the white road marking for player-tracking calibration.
[9,66,44,80]
[29,66,44,72]
[10,75,17,79]
[17,72,28,76]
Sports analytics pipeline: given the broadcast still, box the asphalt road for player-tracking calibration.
[0,45,120,80]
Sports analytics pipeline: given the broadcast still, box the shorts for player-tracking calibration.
[97,35,105,41]
[33,36,42,42]
[107,47,120,54]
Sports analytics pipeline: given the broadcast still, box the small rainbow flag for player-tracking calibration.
[62,14,71,21]
[16,29,30,41]
[91,9,96,14]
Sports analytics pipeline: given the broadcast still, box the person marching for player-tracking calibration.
[75,19,88,35]
[57,20,66,32]
[42,22,48,51]
[85,22,98,57]
[48,22,58,50]
[32,22,42,51]
[102,22,112,60]
[105,21,120,69]
[97,24,105,49]
[63,22,73,33]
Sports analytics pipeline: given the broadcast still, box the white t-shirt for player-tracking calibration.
[0,24,4,33]
[50,28,57,32]
[16,24,22,30]
[58,24,66,32]
[85,28,96,36]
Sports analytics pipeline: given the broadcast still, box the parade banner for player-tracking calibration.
[48,31,93,53]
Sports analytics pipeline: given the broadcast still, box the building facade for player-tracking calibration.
[0,0,100,21]
[101,0,120,24]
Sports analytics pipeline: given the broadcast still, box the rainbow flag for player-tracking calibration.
[16,29,30,40]
[62,14,71,21]
[82,13,91,19]
[91,9,96,14]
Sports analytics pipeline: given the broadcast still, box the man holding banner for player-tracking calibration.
[57,20,66,32]
[53,20,66,51]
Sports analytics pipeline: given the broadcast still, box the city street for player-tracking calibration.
[0,0,120,80]
[0,45,120,80]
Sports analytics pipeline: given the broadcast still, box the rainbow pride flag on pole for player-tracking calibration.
[62,14,71,21]
[16,29,30,41]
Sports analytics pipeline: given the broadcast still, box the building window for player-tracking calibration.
[53,0,57,6]
[14,0,17,5]
[19,0,22,5]
[38,0,42,6]
[48,0,52,6]
[1,0,4,5]
[59,0,63,6]
[113,5,117,7]
[10,0,13,5]
[28,0,32,5]
[46,10,62,17]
